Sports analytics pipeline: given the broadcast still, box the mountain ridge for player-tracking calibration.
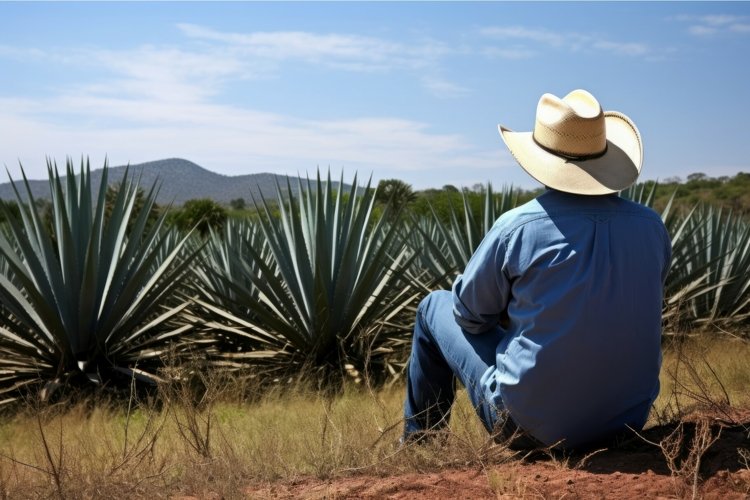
[0,158,357,205]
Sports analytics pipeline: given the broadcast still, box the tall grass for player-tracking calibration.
[0,336,747,497]
[652,335,750,422]
[0,385,495,498]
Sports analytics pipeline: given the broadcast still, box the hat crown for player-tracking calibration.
[533,90,607,158]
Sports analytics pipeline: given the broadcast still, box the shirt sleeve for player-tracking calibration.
[452,226,511,334]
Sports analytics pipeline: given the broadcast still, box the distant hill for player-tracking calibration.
[0,158,358,206]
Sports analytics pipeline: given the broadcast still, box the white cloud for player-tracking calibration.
[688,25,717,37]
[177,23,451,73]
[420,76,471,98]
[479,25,652,58]
[676,14,750,36]
[0,25,462,103]
[479,26,570,47]
[0,45,47,60]
[0,43,251,105]
[0,25,511,188]
[591,40,649,57]
[79,52,235,103]
[0,91,510,187]
[700,15,744,26]
[481,46,537,60]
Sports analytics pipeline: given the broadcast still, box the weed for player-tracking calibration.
[0,336,745,497]
[487,468,531,497]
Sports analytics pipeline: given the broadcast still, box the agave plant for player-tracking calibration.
[0,159,198,402]
[410,183,522,290]
[188,218,291,375]
[623,182,750,332]
[191,171,418,385]
[665,205,750,329]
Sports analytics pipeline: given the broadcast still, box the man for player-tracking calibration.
[403,89,671,450]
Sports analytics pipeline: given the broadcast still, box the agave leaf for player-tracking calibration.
[192,170,416,383]
[411,183,523,290]
[0,159,197,400]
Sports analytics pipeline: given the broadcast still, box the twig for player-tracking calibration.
[0,452,52,476]
[35,411,65,499]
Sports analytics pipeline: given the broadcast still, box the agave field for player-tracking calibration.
[0,159,749,405]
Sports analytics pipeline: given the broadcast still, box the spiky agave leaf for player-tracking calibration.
[666,205,750,329]
[620,183,750,331]
[188,219,292,376]
[192,171,418,384]
[410,183,522,290]
[0,158,199,402]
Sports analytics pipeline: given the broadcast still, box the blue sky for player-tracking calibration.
[1,2,749,190]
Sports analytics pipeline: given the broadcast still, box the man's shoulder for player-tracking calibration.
[492,191,667,235]
[492,198,548,234]
[607,195,665,218]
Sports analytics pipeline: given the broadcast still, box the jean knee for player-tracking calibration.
[416,291,443,331]
[417,291,435,315]
[418,290,450,315]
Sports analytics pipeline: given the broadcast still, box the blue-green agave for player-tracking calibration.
[0,159,199,402]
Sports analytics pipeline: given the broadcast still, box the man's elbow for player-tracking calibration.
[452,310,496,335]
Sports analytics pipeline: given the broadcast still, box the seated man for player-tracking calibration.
[403,89,671,450]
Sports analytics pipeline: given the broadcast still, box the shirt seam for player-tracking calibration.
[499,210,664,243]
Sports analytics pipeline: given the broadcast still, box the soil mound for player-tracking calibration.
[245,414,750,499]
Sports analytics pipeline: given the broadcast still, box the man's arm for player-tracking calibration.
[452,226,511,334]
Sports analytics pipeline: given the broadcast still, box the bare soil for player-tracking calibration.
[244,413,750,499]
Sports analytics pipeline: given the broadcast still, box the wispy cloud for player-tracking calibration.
[89,46,251,102]
[479,26,650,58]
[0,24,506,185]
[177,23,451,72]
[674,14,750,36]
[0,23,470,100]
[0,93,508,184]
[0,34,499,182]
[420,76,471,98]
[480,46,537,60]
[590,40,648,57]
[0,45,47,60]
[175,23,470,98]
[480,26,571,47]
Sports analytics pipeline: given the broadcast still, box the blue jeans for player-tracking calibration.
[403,290,505,439]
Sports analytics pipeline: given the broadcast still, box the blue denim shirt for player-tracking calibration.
[452,189,671,448]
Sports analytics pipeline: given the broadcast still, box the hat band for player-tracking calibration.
[532,133,608,161]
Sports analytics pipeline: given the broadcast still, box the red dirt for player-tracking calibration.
[245,414,750,499]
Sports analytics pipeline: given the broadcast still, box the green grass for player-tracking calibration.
[0,335,747,498]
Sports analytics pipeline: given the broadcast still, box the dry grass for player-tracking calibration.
[0,382,500,498]
[0,335,747,498]
[652,334,750,423]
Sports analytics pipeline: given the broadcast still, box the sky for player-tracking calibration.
[1,2,750,191]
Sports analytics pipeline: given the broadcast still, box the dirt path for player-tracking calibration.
[245,418,750,499]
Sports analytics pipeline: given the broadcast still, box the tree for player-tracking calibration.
[471,182,485,194]
[229,197,246,210]
[171,198,228,236]
[375,179,417,215]
[0,200,21,225]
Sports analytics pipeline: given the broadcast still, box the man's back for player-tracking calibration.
[453,189,672,448]
[403,89,670,451]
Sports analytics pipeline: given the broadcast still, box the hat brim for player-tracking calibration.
[498,112,642,195]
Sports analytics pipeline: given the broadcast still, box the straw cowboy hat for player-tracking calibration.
[498,89,642,195]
